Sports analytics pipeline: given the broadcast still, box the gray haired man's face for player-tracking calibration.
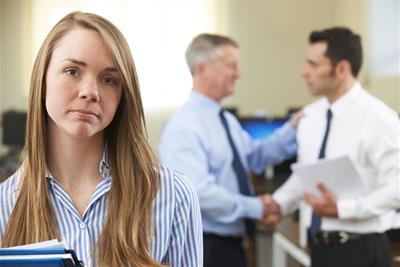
[204,45,241,101]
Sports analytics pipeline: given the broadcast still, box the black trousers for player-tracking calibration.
[311,233,390,267]
[203,233,247,267]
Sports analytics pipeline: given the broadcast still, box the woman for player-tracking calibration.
[0,11,202,267]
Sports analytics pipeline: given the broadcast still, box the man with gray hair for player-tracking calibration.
[159,33,301,267]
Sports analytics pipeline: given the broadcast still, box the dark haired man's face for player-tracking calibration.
[301,42,338,97]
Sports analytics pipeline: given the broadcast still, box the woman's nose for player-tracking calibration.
[79,77,100,102]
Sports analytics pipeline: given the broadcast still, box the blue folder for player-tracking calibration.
[0,248,84,267]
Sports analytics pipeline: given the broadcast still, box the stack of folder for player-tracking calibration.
[0,239,84,267]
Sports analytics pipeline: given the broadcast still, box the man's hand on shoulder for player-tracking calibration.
[289,109,304,129]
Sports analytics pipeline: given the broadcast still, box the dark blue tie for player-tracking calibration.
[219,110,255,239]
[310,109,333,236]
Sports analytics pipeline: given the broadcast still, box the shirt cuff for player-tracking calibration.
[337,198,358,219]
[272,191,289,215]
[241,195,263,220]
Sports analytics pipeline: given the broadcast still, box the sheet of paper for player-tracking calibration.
[1,239,65,250]
[0,253,73,260]
[291,155,368,199]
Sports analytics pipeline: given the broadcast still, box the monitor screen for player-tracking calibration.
[239,117,287,140]
[239,116,296,182]
[2,111,26,148]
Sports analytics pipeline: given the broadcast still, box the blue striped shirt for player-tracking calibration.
[0,158,203,266]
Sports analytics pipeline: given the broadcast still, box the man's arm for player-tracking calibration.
[243,121,297,173]
[159,127,264,223]
[305,110,400,219]
[273,174,305,215]
[338,115,399,219]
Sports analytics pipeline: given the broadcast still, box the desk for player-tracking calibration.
[391,241,400,267]
[253,175,400,267]
[271,216,400,267]
[272,217,310,267]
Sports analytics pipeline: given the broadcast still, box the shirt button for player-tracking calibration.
[80,223,86,230]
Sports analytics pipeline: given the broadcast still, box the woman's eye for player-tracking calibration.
[65,68,78,76]
[103,77,116,86]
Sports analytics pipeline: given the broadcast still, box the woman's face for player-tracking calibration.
[45,27,123,141]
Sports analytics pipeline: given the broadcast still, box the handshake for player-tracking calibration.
[257,194,281,229]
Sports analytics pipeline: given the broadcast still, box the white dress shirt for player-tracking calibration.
[273,82,400,234]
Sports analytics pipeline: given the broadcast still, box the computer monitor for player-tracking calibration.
[239,116,296,181]
[239,117,287,140]
[2,111,26,149]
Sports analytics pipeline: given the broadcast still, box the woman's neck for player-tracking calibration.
[46,129,104,189]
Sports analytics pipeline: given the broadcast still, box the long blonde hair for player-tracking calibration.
[2,11,162,267]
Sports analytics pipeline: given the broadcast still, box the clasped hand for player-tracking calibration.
[258,194,281,229]
[255,182,338,230]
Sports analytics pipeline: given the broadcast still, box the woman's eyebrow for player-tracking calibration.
[61,58,118,72]
[60,58,86,66]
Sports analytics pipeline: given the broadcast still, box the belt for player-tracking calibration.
[203,233,243,242]
[310,231,375,246]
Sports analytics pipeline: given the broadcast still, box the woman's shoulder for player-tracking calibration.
[158,165,198,205]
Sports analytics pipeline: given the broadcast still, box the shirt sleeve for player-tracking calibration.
[243,122,297,174]
[159,127,263,223]
[168,173,203,267]
[272,174,304,215]
[337,109,400,220]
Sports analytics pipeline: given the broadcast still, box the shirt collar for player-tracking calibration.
[188,91,222,114]
[99,148,112,179]
[324,81,363,117]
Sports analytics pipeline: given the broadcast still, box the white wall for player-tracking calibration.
[1,1,399,155]
[222,1,337,117]
[0,0,219,154]
[220,1,399,116]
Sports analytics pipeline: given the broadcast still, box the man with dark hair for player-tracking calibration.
[309,27,362,77]
[267,27,399,267]
[159,33,301,267]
